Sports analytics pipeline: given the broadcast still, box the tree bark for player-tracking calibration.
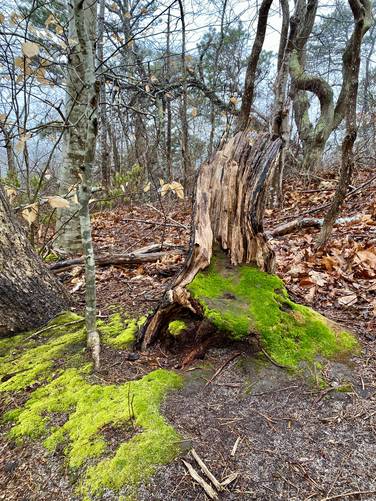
[55,0,97,253]
[0,185,70,336]
[290,0,373,173]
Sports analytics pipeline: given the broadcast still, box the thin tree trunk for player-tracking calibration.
[98,0,110,189]
[269,0,290,207]
[236,0,274,132]
[178,0,193,195]
[73,0,100,368]
[317,0,372,247]
[165,8,173,181]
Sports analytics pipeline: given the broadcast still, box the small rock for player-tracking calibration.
[4,460,18,473]
[127,353,140,361]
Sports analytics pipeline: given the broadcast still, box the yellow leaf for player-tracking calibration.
[22,42,40,58]
[169,181,184,199]
[46,195,70,208]
[161,183,172,197]
[21,204,38,225]
[159,178,165,187]
[0,113,6,122]
[55,24,64,35]
[143,182,151,193]
[45,14,55,28]
[15,140,25,153]
[0,13,5,24]
[145,84,150,93]
[230,96,238,105]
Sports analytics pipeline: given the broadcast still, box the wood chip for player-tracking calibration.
[221,472,239,486]
[231,437,241,457]
[191,449,222,491]
[182,459,218,499]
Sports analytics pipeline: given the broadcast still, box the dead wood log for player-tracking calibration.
[50,244,185,272]
[268,214,363,238]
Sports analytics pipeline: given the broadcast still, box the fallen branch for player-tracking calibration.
[268,215,363,238]
[50,245,185,273]
[321,490,376,501]
[120,217,188,229]
[204,352,241,388]
[191,449,222,491]
[182,459,218,499]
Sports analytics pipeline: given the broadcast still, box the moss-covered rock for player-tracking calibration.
[187,254,359,368]
[1,311,183,500]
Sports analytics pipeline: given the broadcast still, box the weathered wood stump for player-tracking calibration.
[138,131,358,368]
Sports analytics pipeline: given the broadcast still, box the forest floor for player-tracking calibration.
[1,169,376,501]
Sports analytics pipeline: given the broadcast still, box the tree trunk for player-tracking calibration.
[0,185,70,336]
[55,0,97,253]
[139,131,281,348]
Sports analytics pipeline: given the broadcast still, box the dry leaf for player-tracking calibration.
[191,107,198,117]
[309,270,327,287]
[0,13,5,24]
[21,204,38,225]
[5,187,17,202]
[161,183,171,197]
[338,293,357,306]
[46,195,70,208]
[22,41,40,58]
[170,181,184,199]
[143,182,151,193]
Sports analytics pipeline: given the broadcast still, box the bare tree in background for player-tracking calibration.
[317,0,373,246]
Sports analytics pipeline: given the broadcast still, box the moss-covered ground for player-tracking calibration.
[187,253,359,368]
[0,312,183,500]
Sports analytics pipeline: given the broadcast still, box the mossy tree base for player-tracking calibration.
[141,251,358,369]
[139,131,358,367]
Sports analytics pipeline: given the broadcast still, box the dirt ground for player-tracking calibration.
[1,170,375,501]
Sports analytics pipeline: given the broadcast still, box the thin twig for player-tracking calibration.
[204,352,241,388]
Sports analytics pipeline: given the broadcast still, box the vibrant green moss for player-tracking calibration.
[5,367,182,498]
[168,320,187,336]
[0,313,86,392]
[187,255,359,368]
[98,313,146,349]
[1,311,183,499]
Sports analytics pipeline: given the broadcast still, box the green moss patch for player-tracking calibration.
[187,254,358,368]
[0,312,86,392]
[168,320,187,336]
[1,312,183,499]
[98,313,146,349]
[5,367,182,498]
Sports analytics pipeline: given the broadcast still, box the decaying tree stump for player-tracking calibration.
[0,185,71,336]
[138,131,358,368]
[139,131,282,349]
